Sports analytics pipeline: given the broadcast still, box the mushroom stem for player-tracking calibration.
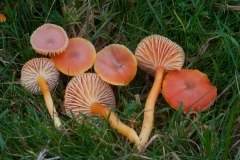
[90,102,141,146]
[38,76,62,128]
[138,66,165,148]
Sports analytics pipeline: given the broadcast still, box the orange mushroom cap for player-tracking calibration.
[135,35,185,76]
[162,69,217,113]
[30,23,69,56]
[64,73,116,118]
[94,44,137,86]
[0,13,6,22]
[51,37,96,76]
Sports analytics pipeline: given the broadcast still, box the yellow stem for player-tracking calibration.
[90,102,141,146]
[38,76,62,128]
[138,66,165,148]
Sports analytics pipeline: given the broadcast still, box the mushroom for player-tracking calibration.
[64,73,141,145]
[51,37,96,76]
[135,35,185,147]
[94,44,137,86]
[20,58,62,128]
[162,69,217,113]
[30,23,69,56]
[0,13,6,22]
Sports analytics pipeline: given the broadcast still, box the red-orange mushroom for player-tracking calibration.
[30,23,69,56]
[21,58,62,128]
[64,73,141,145]
[135,35,185,147]
[94,44,137,86]
[51,37,96,76]
[0,13,6,22]
[162,69,217,113]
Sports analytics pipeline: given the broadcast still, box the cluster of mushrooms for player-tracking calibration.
[20,23,217,150]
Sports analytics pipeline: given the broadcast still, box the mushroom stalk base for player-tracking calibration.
[90,102,141,146]
[138,66,165,149]
[38,76,62,128]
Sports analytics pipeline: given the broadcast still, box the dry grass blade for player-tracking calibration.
[36,141,60,160]
[77,4,95,37]
[235,70,240,95]
[213,3,240,10]
[171,152,181,160]
[186,139,200,152]
[135,94,141,105]
[199,35,221,55]
[186,111,200,122]
[140,134,164,153]
[230,139,240,151]
[187,35,221,63]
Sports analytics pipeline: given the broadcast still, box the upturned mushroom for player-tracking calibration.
[64,73,141,145]
[162,69,217,113]
[51,37,96,76]
[30,23,69,56]
[135,35,185,147]
[94,44,137,86]
[20,58,62,128]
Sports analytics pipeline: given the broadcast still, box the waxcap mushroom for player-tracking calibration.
[30,23,69,56]
[21,58,61,128]
[51,37,96,76]
[21,58,59,94]
[64,73,141,146]
[162,69,217,113]
[64,73,116,117]
[0,13,6,22]
[135,35,185,148]
[135,34,185,76]
[94,44,137,86]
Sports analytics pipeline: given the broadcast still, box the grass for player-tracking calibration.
[0,0,240,159]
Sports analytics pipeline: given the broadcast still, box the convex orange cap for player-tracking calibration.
[0,13,6,22]
[94,44,137,86]
[162,69,217,113]
[30,23,69,55]
[51,37,96,76]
